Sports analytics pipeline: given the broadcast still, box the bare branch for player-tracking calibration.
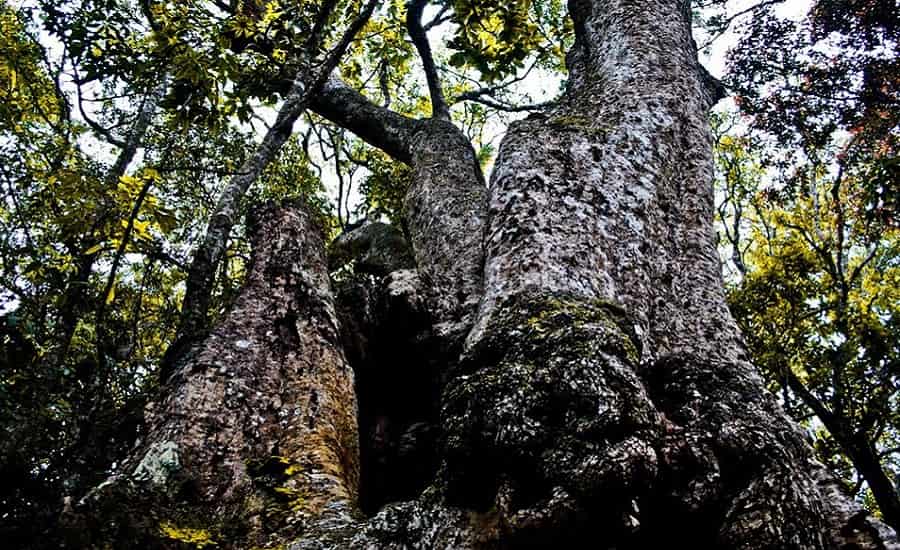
[406,0,450,120]
[423,5,451,30]
[72,65,127,148]
[697,0,786,50]
[455,93,555,113]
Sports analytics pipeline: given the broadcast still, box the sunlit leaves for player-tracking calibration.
[445,0,568,82]
[716,125,900,512]
[0,3,63,130]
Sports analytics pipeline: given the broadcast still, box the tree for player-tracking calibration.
[714,0,900,528]
[713,112,900,530]
[4,0,900,548]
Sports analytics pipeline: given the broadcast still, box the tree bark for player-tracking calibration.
[66,0,900,548]
[437,1,897,547]
[166,0,379,372]
[67,202,359,549]
[369,0,895,547]
[312,79,488,347]
[170,75,307,361]
[844,433,900,532]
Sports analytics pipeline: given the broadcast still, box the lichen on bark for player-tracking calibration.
[60,0,900,548]
[443,292,661,541]
[67,201,360,549]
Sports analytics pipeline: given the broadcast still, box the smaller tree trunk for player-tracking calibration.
[67,202,359,549]
[166,76,309,373]
[844,433,900,531]
[405,119,487,344]
[310,80,489,349]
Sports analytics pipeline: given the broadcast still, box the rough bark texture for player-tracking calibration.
[405,119,487,343]
[313,82,488,346]
[436,1,898,547]
[166,75,310,374]
[67,203,359,549]
[335,0,896,547]
[167,0,379,371]
[64,0,900,548]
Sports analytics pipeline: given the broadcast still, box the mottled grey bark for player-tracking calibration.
[64,1,900,548]
[313,82,487,346]
[67,203,359,549]
[405,120,486,342]
[436,0,897,547]
[173,75,308,357]
[308,0,899,548]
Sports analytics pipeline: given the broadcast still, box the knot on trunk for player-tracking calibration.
[643,353,832,548]
[441,293,662,542]
[328,220,415,276]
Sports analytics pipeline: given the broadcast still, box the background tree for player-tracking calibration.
[0,0,336,542]
[712,0,900,529]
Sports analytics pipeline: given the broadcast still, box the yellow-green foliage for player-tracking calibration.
[714,113,900,515]
[0,2,62,129]
[446,0,570,81]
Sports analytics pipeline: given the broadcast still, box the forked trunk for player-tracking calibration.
[65,1,899,548]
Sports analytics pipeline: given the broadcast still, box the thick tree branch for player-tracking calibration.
[310,76,423,164]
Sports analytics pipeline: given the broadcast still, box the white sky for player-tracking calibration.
[700,0,813,78]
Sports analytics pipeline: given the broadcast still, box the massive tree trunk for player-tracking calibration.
[65,0,900,548]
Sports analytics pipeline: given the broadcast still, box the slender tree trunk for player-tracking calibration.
[166,76,309,373]
[166,0,378,371]
[844,433,900,531]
